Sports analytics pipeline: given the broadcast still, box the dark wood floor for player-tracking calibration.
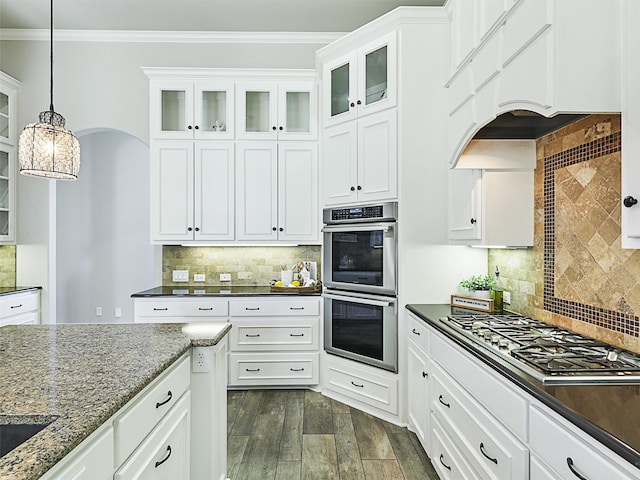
[227,389,440,480]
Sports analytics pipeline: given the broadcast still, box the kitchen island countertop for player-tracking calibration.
[132,285,322,297]
[407,303,640,470]
[0,321,231,480]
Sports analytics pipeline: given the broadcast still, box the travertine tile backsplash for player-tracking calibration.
[162,245,321,286]
[0,246,16,287]
[490,114,640,354]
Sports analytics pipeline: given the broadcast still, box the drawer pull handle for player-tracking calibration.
[245,307,260,311]
[567,457,588,480]
[351,381,364,388]
[438,395,450,408]
[246,368,261,372]
[422,371,428,378]
[245,334,261,337]
[290,333,304,337]
[290,307,305,310]
[153,307,168,311]
[155,390,173,409]
[439,454,452,471]
[290,368,305,372]
[10,304,23,309]
[411,328,421,336]
[155,445,172,468]
[480,443,498,465]
[198,307,214,311]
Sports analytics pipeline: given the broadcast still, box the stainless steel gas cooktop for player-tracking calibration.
[440,313,640,385]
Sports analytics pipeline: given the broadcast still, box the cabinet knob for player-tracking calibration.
[356,100,362,105]
[624,196,638,208]
[470,218,477,224]
[272,126,277,131]
[279,227,284,232]
[195,227,200,232]
[194,125,199,130]
[279,126,284,131]
[350,102,355,108]
[422,371,428,378]
[357,185,362,191]
[350,186,355,191]
[187,227,193,232]
[187,125,193,130]
[272,227,277,231]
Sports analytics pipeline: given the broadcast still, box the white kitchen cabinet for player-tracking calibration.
[134,298,229,323]
[228,297,321,387]
[149,79,234,140]
[0,72,20,146]
[321,31,397,127]
[0,290,39,326]
[322,109,397,206]
[407,317,431,454]
[236,141,318,242]
[237,81,317,141]
[431,415,482,480]
[529,403,638,480]
[622,0,640,249]
[150,140,234,243]
[0,72,20,244]
[448,169,533,246]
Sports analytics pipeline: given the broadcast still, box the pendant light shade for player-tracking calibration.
[18,0,80,180]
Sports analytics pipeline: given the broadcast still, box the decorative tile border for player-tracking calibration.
[543,131,639,336]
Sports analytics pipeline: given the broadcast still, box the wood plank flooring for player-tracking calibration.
[227,389,440,480]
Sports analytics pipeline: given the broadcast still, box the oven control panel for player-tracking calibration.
[324,202,397,224]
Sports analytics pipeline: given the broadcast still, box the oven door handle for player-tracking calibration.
[322,224,393,233]
[323,292,393,307]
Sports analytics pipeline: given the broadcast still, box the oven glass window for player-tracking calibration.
[330,230,384,286]
[331,299,383,361]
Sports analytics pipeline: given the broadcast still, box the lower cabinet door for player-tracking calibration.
[115,392,190,480]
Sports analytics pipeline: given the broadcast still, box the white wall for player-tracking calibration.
[56,130,154,323]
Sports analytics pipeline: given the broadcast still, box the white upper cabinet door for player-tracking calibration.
[150,80,234,140]
[278,143,318,242]
[356,108,397,203]
[322,122,359,206]
[236,142,278,240]
[0,72,20,146]
[151,141,194,242]
[323,32,397,127]
[194,142,235,241]
[277,82,317,141]
[448,168,481,242]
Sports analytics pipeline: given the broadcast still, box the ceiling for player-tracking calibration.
[0,0,446,32]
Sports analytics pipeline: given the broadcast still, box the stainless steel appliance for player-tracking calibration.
[322,202,397,296]
[322,202,398,372]
[440,313,640,385]
[323,289,397,372]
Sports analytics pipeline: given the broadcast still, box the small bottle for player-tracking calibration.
[492,266,504,314]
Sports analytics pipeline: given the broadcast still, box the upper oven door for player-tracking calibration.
[322,222,397,295]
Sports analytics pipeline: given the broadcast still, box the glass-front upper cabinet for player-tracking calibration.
[237,81,317,141]
[150,80,235,140]
[0,72,21,146]
[322,32,397,127]
[0,146,15,243]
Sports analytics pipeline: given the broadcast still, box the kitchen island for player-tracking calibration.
[407,304,640,478]
[0,321,231,480]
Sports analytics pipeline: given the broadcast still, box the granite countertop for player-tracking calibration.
[0,321,231,480]
[407,304,640,470]
[0,286,42,297]
[132,285,322,297]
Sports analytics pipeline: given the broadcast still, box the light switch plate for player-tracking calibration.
[194,274,206,282]
[172,270,189,282]
[220,273,231,282]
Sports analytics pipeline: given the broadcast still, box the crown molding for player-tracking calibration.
[0,28,346,44]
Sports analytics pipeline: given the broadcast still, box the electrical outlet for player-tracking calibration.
[192,347,211,373]
[194,273,206,282]
[219,273,231,282]
[172,270,189,282]
[114,307,122,318]
[95,307,102,317]
[504,291,511,304]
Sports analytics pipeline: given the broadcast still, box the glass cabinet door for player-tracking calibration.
[152,81,194,140]
[278,82,317,140]
[161,89,187,133]
[357,32,397,118]
[194,83,235,140]
[0,91,9,144]
[330,62,351,118]
[0,147,13,241]
[237,84,278,140]
[364,45,388,107]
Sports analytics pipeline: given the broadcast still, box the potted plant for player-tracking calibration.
[460,274,496,299]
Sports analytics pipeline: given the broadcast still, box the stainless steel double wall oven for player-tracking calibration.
[322,202,398,372]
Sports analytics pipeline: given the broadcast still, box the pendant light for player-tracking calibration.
[18,0,80,180]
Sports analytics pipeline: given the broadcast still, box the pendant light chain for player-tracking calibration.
[49,0,54,113]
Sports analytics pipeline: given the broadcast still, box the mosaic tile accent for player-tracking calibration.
[0,245,16,287]
[162,245,321,286]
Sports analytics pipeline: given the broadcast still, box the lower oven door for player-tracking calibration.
[323,289,397,373]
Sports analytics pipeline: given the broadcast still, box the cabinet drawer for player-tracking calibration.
[114,355,190,466]
[115,392,190,480]
[136,300,228,317]
[231,318,319,351]
[0,311,38,326]
[229,352,319,386]
[325,360,398,415]
[230,298,319,316]
[407,314,430,352]
[430,328,528,439]
[432,363,528,480]
[431,414,481,480]
[529,404,637,480]
[0,291,39,318]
